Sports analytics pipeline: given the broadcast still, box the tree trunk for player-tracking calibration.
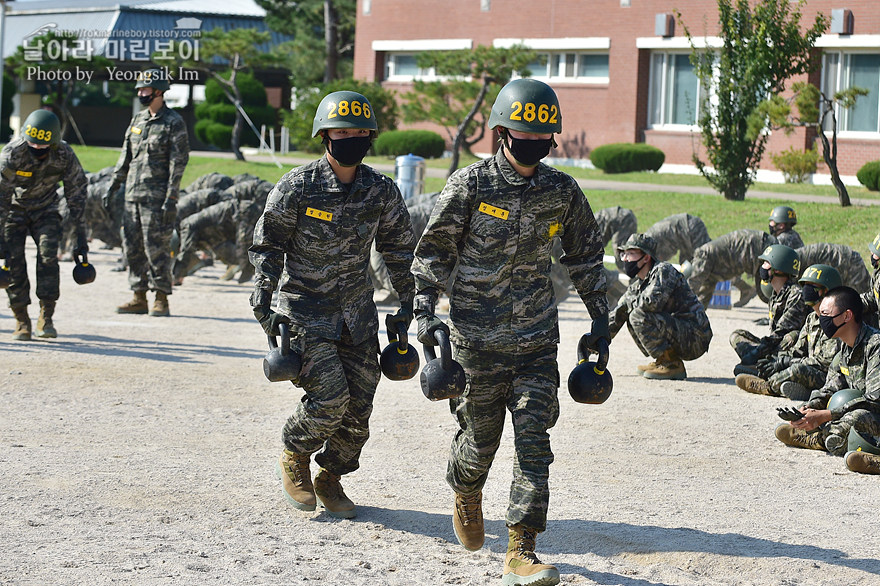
[228,65,245,161]
[323,0,339,83]
[447,76,492,178]
[819,108,850,207]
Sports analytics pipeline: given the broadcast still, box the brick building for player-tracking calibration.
[354,0,880,180]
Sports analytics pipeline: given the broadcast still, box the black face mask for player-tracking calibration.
[872,256,879,270]
[28,145,50,159]
[507,135,552,167]
[819,310,846,338]
[768,223,777,236]
[623,256,644,279]
[801,283,821,306]
[328,135,372,167]
[759,266,771,282]
[139,93,155,106]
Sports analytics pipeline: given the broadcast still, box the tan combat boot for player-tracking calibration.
[452,491,484,551]
[314,468,356,519]
[275,450,316,511]
[503,525,560,586]
[150,291,170,317]
[116,291,148,314]
[775,424,826,451]
[845,451,880,475]
[643,349,686,380]
[636,359,658,373]
[11,305,31,341]
[35,300,57,338]
[735,374,775,396]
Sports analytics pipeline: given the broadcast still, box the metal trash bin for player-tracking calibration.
[395,153,425,201]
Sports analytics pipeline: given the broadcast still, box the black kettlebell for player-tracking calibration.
[263,323,302,382]
[72,251,96,285]
[0,264,9,289]
[568,336,613,404]
[380,321,420,381]
[420,328,465,401]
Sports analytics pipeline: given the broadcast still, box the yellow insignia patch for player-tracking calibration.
[15,170,33,177]
[130,126,142,135]
[478,202,509,220]
[548,221,561,239]
[840,366,850,376]
[305,207,333,222]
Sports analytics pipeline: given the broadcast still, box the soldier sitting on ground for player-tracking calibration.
[775,287,880,475]
[610,233,712,380]
[734,264,843,399]
[768,205,803,249]
[730,244,807,376]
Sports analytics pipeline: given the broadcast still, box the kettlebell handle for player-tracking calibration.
[577,336,609,374]
[388,321,409,352]
[74,250,89,267]
[423,328,453,371]
[267,322,291,356]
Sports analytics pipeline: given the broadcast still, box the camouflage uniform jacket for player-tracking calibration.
[776,228,804,249]
[861,268,880,316]
[799,243,871,293]
[609,261,709,337]
[645,213,710,262]
[806,323,880,418]
[412,149,608,351]
[780,311,842,371]
[693,229,777,279]
[250,156,416,345]
[594,206,637,248]
[0,138,87,222]
[111,105,189,204]
[763,280,807,348]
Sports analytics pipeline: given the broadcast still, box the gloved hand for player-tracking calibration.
[417,313,449,346]
[161,199,177,225]
[253,305,290,336]
[385,299,413,340]
[757,355,791,378]
[74,228,89,257]
[580,313,611,354]
[103,183,118,211]
[741,347,763,366]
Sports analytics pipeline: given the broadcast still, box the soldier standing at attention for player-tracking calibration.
[250,91,415,519]
[610,233,712,380]
[412,79,609,586]
[105,69,189,317]
[768,205,804,249]
[0,109,88,340]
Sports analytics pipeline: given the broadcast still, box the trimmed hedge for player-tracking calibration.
[857,160,880,191]
[590,143,665,174]
[373,129,446,159]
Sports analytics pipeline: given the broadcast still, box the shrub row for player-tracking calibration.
[590,143,665,173]
[373,129,445,158]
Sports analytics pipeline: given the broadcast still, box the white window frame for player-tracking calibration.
[522,52,609,84]
[821,50,880,138]
[647,51,703,130]
[495,38,610,84]
[373,39,473,82]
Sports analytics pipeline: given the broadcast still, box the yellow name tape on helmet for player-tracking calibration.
[478,202,509,220]
[306,207,333,222]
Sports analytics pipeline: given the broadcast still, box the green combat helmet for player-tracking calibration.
[798,264,842,291]
[616,233,657,259]
[135,69,171,91]
[770,205,797,226]
[848,427,880,456]
[869,233,880,258]
[827,388,863,411]
[759,244,801,278]
[21,109,61,145]
[489,78,562,135]
[311,91,377,137]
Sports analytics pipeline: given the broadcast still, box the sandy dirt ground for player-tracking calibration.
[2,244,880,586]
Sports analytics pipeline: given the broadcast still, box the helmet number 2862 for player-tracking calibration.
[509,101,558,125]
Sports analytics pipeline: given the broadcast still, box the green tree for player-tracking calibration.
[158,27,284,161]
[256,0,356,85]
[678,0,827,201]
[750,82,869,206]
[401,45,537,178]
[1,73,14,141]
[195,73,277,151]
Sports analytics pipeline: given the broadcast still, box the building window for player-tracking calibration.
[649,52,701,127]
[384,53,437,81]
[822,51,880,134]
[525,52,609,83]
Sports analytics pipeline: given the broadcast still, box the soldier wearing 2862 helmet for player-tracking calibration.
[0,109,87,340]
[106,69,189,317]
[412,79,608,586]
[250,91,415,520]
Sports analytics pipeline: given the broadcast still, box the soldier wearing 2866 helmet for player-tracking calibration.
[0,109,88,340]
[106,69,189,317]
[250,91,415,520]
[412,79,609,586]
[768,205,803,249]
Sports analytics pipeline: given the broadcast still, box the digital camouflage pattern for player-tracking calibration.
[447,344,559,531]
[250,155,416,344]
[176,188,228,222]
[0,138,87,307]
[412,149,608,352]
[173,199,237,280]
[181,172,233,195]
[610,261,712,361]
[798,243,871,293]
[767,311,843,393]
[805,323,880,456]
[861,267,880,325]
[644,213,711,264]
[730,280,807,360]
[776,228,804,250]
[122,201,176,293]
[688,229,777,308]
[595,206,637,269]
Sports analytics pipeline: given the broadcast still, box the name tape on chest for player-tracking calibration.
[130,126,143,135]
[15,170,33,177]
[306,207,333,222]
[478,202,509,220]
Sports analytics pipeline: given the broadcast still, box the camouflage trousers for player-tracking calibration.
[768,361,828,395]
[123,200,174,294]
[626,307,712,361]
[282,326,380,476]
[815,410,880,456]
[447,344,560,532]
[2,206,61,307]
